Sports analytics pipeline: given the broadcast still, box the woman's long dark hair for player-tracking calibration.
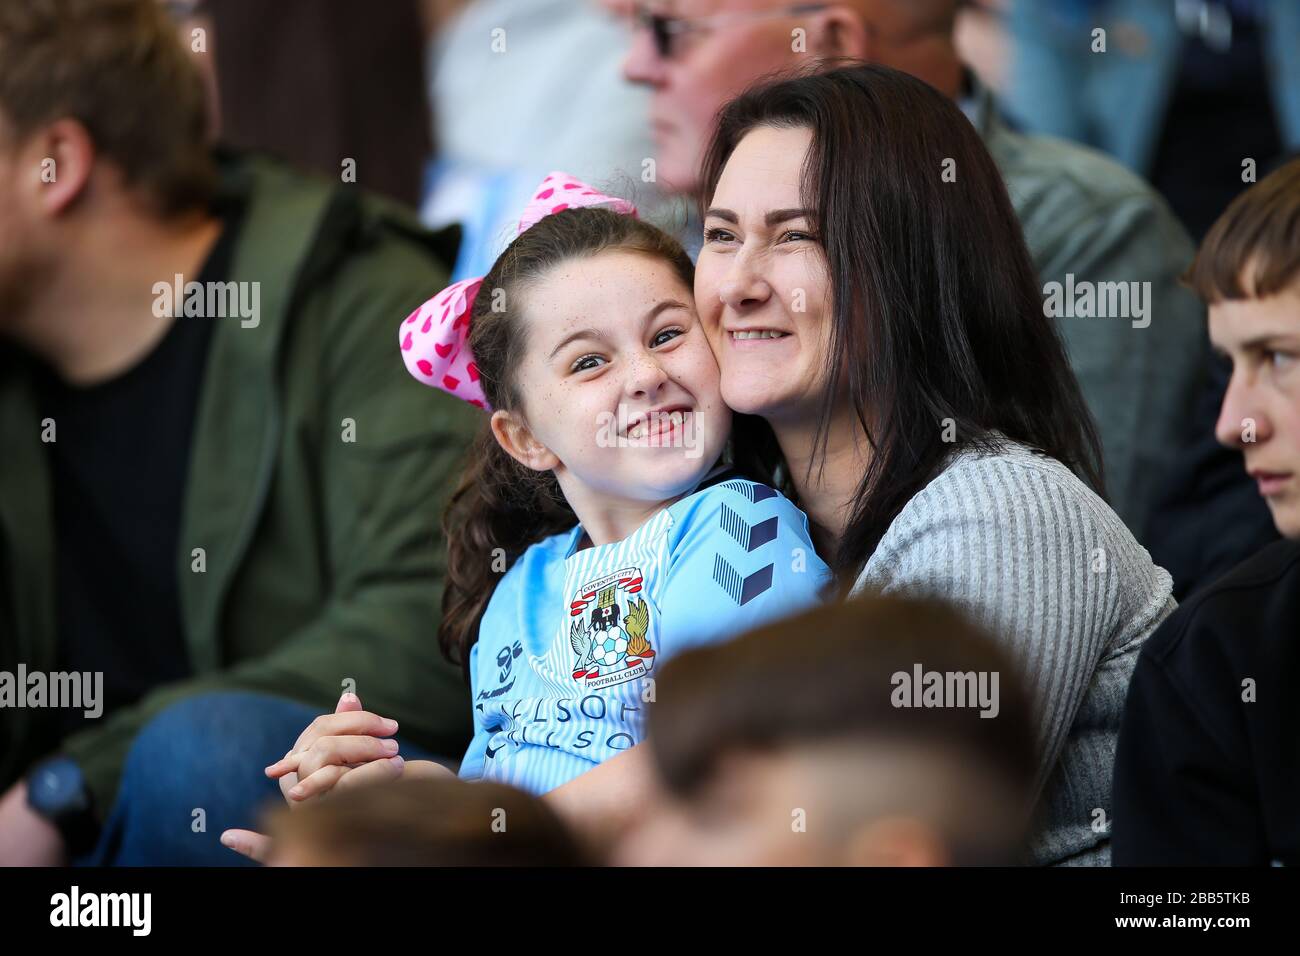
[698,63,1105,583]
[438,207,696,672]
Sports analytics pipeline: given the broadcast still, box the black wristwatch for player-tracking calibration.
[26,756,99,856]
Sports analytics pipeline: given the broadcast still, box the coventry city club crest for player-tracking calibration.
[568,567,655,690]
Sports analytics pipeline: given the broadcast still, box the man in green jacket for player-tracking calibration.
[0,0,479,863]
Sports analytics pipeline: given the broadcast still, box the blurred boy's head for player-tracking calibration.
[0,0,214,326]
[264,777,587,867]
[1191,158,1300,538]
[618,595,1038,866]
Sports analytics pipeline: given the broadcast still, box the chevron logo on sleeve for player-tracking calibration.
[712,482,781,604]
[719,503,779,552]
[713,555,775,606]
[721,479,777,503]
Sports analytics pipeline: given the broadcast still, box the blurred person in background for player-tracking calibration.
[263,777,587,867]
[1004,0,1300,241]
[614,0,1206,546]
[1114,159,1300,866]
[616,596,1039,866]
[952,0,1012,95]
[0,0,478,865]
[1004,0,1300,598]
[423,0,666,281]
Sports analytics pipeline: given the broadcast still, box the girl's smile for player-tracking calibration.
[492,248,731,543]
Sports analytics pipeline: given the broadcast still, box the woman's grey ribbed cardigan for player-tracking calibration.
[852,438,1176,865]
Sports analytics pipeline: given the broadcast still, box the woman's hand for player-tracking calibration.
[265,692,405,807]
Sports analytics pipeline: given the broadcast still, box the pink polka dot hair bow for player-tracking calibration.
[399,172,638,410]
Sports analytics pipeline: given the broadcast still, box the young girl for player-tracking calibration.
[257,174,831,844]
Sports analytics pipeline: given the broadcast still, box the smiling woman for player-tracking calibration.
[695,64,1177,865]
[697,128,832,434]
[696,64,1106,570]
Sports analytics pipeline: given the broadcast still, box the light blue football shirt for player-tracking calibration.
[459,470,833,794]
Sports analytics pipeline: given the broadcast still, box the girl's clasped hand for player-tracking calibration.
[220,691,452,861]
[265,692,405,804]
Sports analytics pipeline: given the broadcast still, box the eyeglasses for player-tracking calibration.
[633,3,832,60]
